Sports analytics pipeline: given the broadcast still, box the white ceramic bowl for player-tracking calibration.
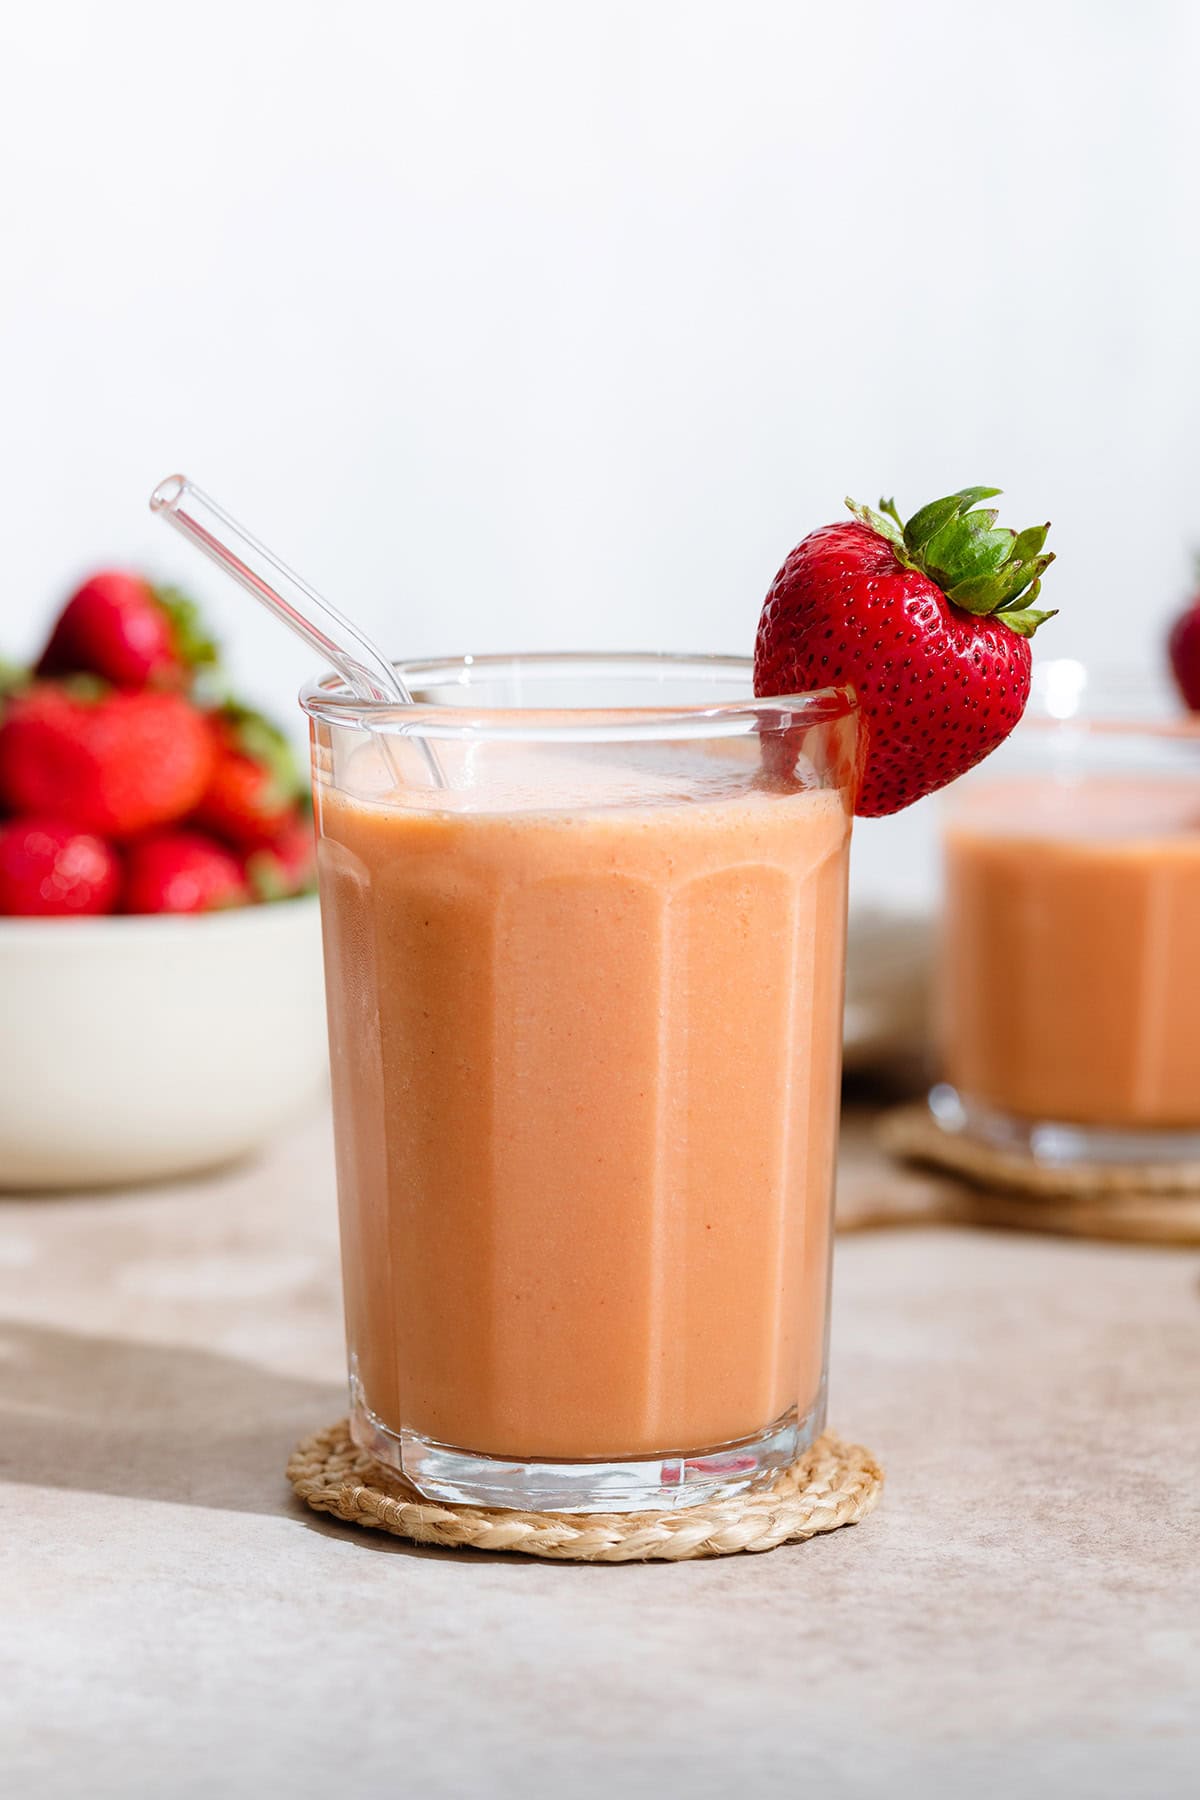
[0,897,328,1190]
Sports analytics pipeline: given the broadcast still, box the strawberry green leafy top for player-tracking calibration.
[845,488,1056,639]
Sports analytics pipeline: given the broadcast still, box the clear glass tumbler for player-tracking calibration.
[302,653,861,1510]
[933,659,1200,1167]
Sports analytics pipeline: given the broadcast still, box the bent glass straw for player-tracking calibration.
[149,474,445,785]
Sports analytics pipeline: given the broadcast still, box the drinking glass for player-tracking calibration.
[303,653,861,1510]
[933,659,1200,1167]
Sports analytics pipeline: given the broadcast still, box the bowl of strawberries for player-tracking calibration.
[0,571,327,1189]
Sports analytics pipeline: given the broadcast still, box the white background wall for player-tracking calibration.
[2,0,1198,901]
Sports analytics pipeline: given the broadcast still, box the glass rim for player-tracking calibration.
[1027,657,1200,741]
[299,650,859,741]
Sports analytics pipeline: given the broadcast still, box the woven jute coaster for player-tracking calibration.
[287,1419,883,1561]
[872,1103,1200,1245]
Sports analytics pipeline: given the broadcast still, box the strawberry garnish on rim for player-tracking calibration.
[754,487,1057,817]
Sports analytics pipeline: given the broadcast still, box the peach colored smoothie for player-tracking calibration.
[316,772,850,1468]
[941,775,1200,1128]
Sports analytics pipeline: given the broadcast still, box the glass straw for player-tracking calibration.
[149,474,445,786]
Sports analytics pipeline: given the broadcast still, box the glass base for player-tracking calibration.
[929,1082,1200,1169]
[349,1392,821,1513]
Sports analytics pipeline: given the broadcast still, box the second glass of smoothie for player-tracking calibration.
[303,653,861,1511]
[935,660,1200,1165]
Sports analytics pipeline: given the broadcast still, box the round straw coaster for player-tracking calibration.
[287,1420,883,1562]
[873,1103,1200,1244]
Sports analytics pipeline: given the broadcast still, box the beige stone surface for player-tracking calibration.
[3,1102,1198,1799]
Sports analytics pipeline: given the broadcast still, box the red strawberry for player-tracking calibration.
[124,831,248,914]
[1168,566,1200,710]
[37,571,217,691]
[194,704,304,848]
[0,685,215,839]
[0,817,121,916]
[754,489,1057,816]
[245,808,317,900]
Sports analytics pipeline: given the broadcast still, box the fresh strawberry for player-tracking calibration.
[124,831,248,914]
[37,571,217,691]
[0,817,121,916]
[754,488,1057,816]
[0,685,215,839]
[245,808,317,900]
[194,704,305,848]
[1168,565,1200,710]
